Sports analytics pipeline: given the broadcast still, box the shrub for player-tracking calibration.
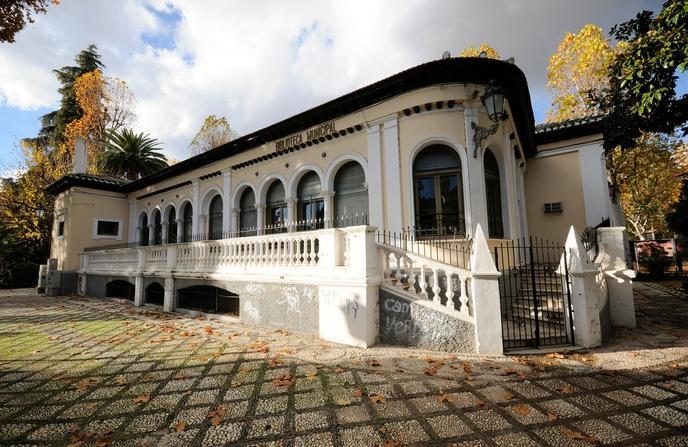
[637,244,672,278]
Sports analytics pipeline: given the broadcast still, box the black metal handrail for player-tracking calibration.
[376,226,472,269]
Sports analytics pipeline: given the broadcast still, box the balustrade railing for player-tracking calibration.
[378,243,473,319]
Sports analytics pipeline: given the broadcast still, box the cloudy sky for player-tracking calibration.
[0,0,667,174]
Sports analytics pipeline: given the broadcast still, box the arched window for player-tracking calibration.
[334,161,368,227]
[484,149,504,238]
[106,280,135,301]
[297,171,324,231]
[152,210,162,245]
[140,213,149,246]
[266,181,287,234]
[167,207,177,244]
[182,203,193,242]
[208,195,223,240]
[239,188,257,236]
[413,145,465,236]
[145,282,164,306]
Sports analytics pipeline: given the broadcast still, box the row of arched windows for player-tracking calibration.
[138,160,369,245]
[138,146,504,245]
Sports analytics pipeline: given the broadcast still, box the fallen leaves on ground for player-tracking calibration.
[75,378,98,390]
[334,366,345,373]
[436,392,455,404]
[370,393,385,404]
[305,370,318,380]
[94,438,111,447]
[512,404,530,415]
[272,373,294,387]
[173,420,186,432]
[562,428,600,444]
[353,389,363,398]
[384,440,401,447]
[208,405,225,426]
[249,341,270,353]
[268,356,284,368]
[203,326,214,334]
[369,359,381,367]
[546,352,565,359]
[547,412,558,421]
[556,385,575,394]
[133,394,151,403]
[335,398,352,406]
[502,391,515,400]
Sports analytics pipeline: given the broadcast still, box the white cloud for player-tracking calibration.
[0,0,663,162]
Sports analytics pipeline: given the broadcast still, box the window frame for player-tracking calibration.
[93,218,123,240]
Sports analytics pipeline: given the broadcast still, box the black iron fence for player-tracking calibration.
[494,237,575,350]
[376,226,472,269]
[414,212,466,238]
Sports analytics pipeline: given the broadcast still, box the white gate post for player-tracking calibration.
[597,227,636,327]
[470,224,503,355]
[564,226,603,348]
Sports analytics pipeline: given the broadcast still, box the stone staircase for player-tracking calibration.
[500,263,573,349]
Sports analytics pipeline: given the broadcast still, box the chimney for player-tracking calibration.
[73,137,87,174]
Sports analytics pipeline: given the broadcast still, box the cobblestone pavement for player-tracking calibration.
[0,285,687,447]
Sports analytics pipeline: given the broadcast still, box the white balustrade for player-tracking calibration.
[378,244,473,318]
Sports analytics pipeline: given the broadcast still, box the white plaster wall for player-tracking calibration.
[578,142,611,227]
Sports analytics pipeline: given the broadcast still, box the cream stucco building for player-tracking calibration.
[45,57,633,354]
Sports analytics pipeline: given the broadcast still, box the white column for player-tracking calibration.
[502,124,519,240]
[256,204,265,235]
[192,179,200,237]
[286,198,297,232]
[222,169,232,234]
[470,224,503,355]
[134,275,144,307]
[464,106,489,238]
[323,190,334,227]
[564,226,603,348]
[161,222,169,244]
[148,223,155,244]
[175,218,183,242]
[382,116,403,234]
[366,124,384,229]
[231,208,239,235]
[128,199,138,243]
[163,276,174,312]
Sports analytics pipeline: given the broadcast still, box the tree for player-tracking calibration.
[596,0,688,150]
[189,115,239,155]
[33,44,104,148]
[101,128,168,180]
[667,177,688,237]
[610,133,684,239]
[458,44,500,59]
[62,69,136,174]
[546,24,616,122]
[0,0,59,43]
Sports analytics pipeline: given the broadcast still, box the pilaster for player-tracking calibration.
[222,169,232,233]
[366,124,384,230]
[192,179,200,236]
[464,106,488,237]
[382,116,402,234]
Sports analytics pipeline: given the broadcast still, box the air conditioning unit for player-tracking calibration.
[544,202,564,213]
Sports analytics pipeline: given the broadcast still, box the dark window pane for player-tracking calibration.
[58,221,65,236]
[97,220,119,236]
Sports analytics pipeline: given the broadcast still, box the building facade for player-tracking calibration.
[45,57,632,354]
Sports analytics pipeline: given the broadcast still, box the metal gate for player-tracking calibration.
[494,238,575,350]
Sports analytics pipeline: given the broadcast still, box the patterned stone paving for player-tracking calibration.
[0,284,686,446]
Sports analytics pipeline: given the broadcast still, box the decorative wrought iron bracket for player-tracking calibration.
[471,121,499,158]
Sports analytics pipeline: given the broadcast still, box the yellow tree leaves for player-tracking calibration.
[546,24,617,122]
[459,43,500,59]
[61,70,136,175]
[611,133,684,239]
[189,115,239,155]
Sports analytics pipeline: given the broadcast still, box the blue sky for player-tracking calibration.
[0,0,672,176]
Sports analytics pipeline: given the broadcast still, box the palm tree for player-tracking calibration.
[101,128,168,180]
